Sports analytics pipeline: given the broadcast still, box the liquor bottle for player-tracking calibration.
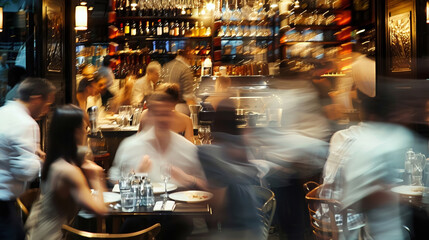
[185,22,192,37]
[157,19,163,36]
[124,21,130,35]
[163,20,169,36]
[180,21,186,36]
[194,22,200,37]
[130,4,137,16]
[119,22,125,36]
[138,0,145,16]
[145,21,151,36]
[125,0,131,17]
[174,20,180,37]
[169,21,175,36]
[205,44,211,55]
[131,21,137,36]
[200,22,206,37]
[186,1,192,16]
[138,21,144,36]
[205,26,211,36]
[151,21,156,36]
[116,0,124,17]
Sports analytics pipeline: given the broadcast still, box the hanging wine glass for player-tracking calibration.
[249,1,259,21]
[214,0,222,19]
[223,0,232,21]
[232,0,242,20]
[241,0,252,20]
[257,0,267,20]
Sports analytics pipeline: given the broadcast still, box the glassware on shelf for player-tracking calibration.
[232,0,242,20]
[223,0,232,20]
[241,0,252,20]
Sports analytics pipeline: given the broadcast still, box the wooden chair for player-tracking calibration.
[252,185,276,240]
[16,188,41,222]
[62,223,161,240]
[304,182,349,240]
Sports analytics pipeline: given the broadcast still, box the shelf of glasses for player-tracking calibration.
[116,16,201,21]
[112,36,212,41]
[281,41,343,45]
[217,36,274,41]
[281,25,347,31]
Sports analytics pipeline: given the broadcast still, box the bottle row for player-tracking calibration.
[217,25,273,38]
[110,20,211,38]
[113,0,205,18]
[281,9,351,27]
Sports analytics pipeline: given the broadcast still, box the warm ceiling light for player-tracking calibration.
[0,7,3,33]
[75,5,88,30]
[206,2,215,11]
[80,0,88,6]
[131,0,138,7]
[427,2,429,23]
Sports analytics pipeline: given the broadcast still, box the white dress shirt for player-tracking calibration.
[0,101,41,200]
[131,76,153,105]
[109,127,205,187]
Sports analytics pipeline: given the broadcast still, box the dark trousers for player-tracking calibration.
[272,180,307,240]
[0,200,25,240]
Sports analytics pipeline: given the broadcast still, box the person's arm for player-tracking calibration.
[63,162,107,215]
[8,136,41,182]
[170,166,208,190]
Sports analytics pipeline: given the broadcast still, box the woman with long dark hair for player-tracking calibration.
[26,105,107,240]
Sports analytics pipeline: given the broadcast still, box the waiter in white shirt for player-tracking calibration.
[0,78,56,240]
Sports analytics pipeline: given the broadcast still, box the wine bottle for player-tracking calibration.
[131,21,137,36]
[139,21,144,35]
[163,20,169,36]
[169,21,175,36]
[157,19,163,36]
[125,21,130,35]
[119,22,125,36]
[145,21,151,36]
[174,20,180,37]
[185,22,192,37]
[180,21,186,36]
[200,21,205,37]
[151,21,156,36]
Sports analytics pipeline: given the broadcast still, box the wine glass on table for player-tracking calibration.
[160,163,171,199]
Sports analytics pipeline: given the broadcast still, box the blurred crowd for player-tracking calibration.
[0,47,429,240]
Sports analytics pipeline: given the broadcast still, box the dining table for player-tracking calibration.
[91,190,213,233]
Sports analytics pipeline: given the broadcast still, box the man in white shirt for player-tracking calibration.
[0,78,56,240]
[109,92,205,188]
[131,61,161,105]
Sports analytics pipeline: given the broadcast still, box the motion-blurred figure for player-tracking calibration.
[26,105,107,240]
[138,83,194,142]
[162,49,196,115]
[198,99,263,240]
[131,61,161,105]
[0,78,56,240]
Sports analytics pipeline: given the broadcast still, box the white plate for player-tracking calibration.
[391,185,424,196]
[103,192,121,204]
[169,190,213,203]
[152,183,178,194]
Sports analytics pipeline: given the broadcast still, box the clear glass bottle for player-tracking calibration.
[141,178,155,207]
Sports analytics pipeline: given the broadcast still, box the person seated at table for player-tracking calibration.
[109,91,206,187]
[25,105,107,240]
[203,76,232,111]
[131,61,161,105]
[109,92,206,240]
[138,83,194,142]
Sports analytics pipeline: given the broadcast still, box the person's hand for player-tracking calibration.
[171,166,194,186]
[137,155,152,173]
[81,160,104,181]
[36,149,46,162]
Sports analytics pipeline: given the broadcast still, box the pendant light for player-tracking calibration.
[0,7,3,32]
[75,1,88,31]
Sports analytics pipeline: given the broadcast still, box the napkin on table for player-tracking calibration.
[153,200,176,211]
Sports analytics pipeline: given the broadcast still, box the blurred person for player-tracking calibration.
[323,85,427,240]
[0,78,56,240]
[107,74,135,113]
[5,65,28,102]
[97,56,118,94]
[204,76,232,111]
[131,61,161,105]
[109,92,206,240]
[25,105,107,240]
[109,92,206,187]
[162,49,196,115]
[76,76,107,125]
[138,83,194,142]
[198,99,263,240]
[76,64,97,85]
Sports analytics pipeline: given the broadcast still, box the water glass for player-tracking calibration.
[160,163,171,199]
[121,190,136,212]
